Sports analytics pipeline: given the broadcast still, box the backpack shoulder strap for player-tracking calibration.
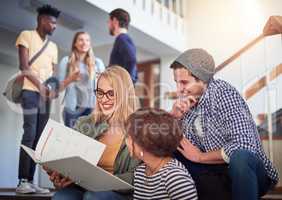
[28,39,50,66]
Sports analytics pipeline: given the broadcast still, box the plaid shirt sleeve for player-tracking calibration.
[217,88,260,158]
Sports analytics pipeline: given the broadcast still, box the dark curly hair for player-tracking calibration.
[126,108,183,157]
[109,8,130,29]
[37,4,60,18]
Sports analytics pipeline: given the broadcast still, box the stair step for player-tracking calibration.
[262,194,282,200]
[1,188,282,200]
[0,189,53,200]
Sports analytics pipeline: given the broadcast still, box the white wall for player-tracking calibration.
[0,63,22,187]
[0,27,21,187]
[159,0,282,103]
[158,0,282,118]
[184,0,282,67]
[159,55,178,111]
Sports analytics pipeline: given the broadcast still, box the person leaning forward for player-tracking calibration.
[170,48,279,200]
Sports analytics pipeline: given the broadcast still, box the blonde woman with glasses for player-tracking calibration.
[48,66,140,200]
[57,31,105,128]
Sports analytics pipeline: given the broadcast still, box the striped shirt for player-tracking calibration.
[134,159,198,200]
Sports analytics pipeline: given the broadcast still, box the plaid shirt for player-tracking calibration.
[181,78,279,184]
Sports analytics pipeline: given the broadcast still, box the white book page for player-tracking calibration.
[21,145,40,163]
[35,119,105,165]
[43,156,133,191]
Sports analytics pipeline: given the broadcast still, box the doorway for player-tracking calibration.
[136,59,161,108]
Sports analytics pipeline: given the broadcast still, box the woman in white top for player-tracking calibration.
[125,108,198,200]
[57,31,105,127]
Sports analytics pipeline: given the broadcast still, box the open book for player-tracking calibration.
[21,119,133,191]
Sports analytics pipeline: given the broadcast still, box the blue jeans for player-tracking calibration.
[229,149,272,200]
[175,149,273,200]
[19,90,50,181]
[63,107,92,128]
[52,185,128,200]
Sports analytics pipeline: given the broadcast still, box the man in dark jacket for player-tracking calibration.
[108,8,138,84]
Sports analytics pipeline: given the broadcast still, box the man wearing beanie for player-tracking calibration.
[170,49,278,200]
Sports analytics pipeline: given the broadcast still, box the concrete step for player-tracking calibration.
[1,188,282,200]
[0,189,53,200]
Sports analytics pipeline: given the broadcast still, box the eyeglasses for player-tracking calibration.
[94,89,115,100]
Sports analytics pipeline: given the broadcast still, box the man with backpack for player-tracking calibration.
[15,4,60,194]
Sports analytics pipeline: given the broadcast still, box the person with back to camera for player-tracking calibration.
[125,108,198,200]
[108,8,138,85]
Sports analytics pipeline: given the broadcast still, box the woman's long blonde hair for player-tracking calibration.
[67,31,95,79]
[93,66,138,125]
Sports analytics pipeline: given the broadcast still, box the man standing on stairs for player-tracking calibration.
[15,5,60,194]
[108,8,138,85]
[170,48,279,200]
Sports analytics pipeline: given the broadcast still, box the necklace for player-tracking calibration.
[144,157,171,185]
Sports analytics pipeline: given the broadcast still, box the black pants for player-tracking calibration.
[174,151,231,200]
[18,90,50,181]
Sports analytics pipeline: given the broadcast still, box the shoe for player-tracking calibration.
[29,183,50,194]
[16,179,36,194]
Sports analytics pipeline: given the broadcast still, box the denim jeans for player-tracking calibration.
[175,149,273,200]
[63,107,92,128]
[18,90,50,181]
[229,149,272,200]
[52,185,128,200]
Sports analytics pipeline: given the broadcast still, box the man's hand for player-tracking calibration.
[177,137,203,163]
[170,96,198,119]
[39,85,50,100]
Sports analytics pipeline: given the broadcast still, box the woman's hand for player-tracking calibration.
[59,69,81,91]
[43,166,73,189]
[50,171,73,189]
[69,69,81,82]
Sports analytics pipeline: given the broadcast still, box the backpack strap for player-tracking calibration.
[28,39,50,66]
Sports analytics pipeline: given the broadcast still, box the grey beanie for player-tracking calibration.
[174,48,215,83]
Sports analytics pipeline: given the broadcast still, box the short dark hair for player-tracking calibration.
[109,8,130,29]
[126,108,183,157]
[170,61,186,70]
[170,61,200,81]
[37,4,61,18]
